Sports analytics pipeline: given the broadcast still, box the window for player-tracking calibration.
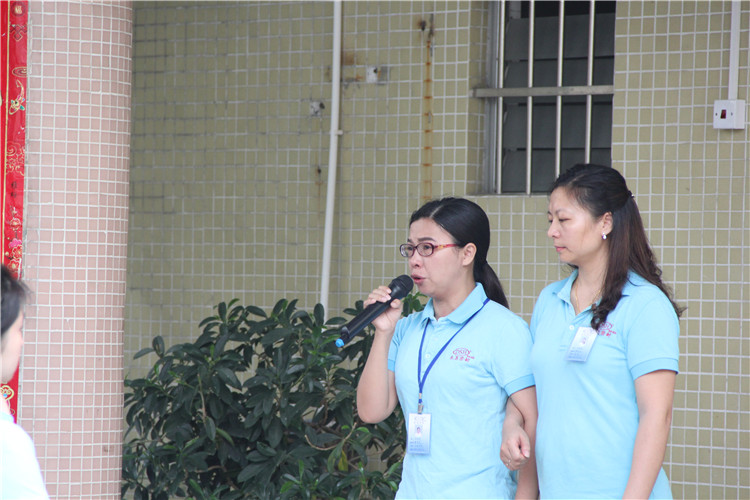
[474,1,616,194]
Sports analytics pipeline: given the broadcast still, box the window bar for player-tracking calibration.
[555,0,565,178]
[526,0,535,195]
[495,0,507,194]
[585,0,596,162]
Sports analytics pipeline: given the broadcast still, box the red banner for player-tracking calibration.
[1,0,28,421]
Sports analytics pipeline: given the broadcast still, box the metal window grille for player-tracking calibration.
[474,0,616,194]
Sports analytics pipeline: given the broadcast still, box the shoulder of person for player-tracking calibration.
[396,307,430,331]
[484,299,527,324]
[0,418,37,453]
[623,272,673,304]
[617,273,680,333]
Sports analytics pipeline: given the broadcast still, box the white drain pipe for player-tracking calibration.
[728,0,740,100]
[320,0,342,316]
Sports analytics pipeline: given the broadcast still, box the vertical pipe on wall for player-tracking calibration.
[320,0,342,316]
[584,0,595,162]
[495,0,506,194]
[525,0,535,195]
[555,0,565,178]
[728,0,740,100]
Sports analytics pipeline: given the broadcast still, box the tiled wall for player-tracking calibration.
[127,1,749,498]
[611,2,749,497]
[22,1,132,498]
[126,0,490,373]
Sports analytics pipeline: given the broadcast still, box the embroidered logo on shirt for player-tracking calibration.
[597,322,617,337]
[449,347,474,363]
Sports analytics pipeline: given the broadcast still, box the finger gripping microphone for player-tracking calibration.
[335,275,414,348]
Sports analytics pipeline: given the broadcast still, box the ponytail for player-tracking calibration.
[475,260,508,308]
[411,197,511,310]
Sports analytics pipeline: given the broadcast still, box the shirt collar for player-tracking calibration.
[421,282,487,326]
[557,268,642,305]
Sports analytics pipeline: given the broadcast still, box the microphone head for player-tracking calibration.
[388,275,414,300]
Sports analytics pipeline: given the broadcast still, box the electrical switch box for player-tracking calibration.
[713,100,746,129]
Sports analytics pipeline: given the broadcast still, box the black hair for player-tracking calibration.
[410,197,509,308]
[551,164,683,330]
[1,265,27,336]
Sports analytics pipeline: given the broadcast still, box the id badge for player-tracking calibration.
[406,412,431,455]
[565,326,597,362]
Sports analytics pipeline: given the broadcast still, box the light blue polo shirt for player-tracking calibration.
[388,283,535,499]
[530,271,679,499]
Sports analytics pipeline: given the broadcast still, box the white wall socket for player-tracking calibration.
[713,100,746,130]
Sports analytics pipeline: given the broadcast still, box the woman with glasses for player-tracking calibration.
[501,164,682,499]
[356,197,539,499]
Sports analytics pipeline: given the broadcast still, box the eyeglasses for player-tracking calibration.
[399,242,459,258]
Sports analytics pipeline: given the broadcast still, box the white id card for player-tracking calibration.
[407,412,431,455]
[565,326,598,362]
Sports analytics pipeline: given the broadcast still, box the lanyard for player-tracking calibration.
[416,298,489,413]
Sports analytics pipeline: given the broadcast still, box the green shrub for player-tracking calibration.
[122,294,424,499]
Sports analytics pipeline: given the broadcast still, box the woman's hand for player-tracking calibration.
[365,285,403,335]
[505,388,538,500]
[501,398,532,471]
[356,284,402,424]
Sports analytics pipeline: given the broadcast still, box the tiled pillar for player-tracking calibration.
[22,1,132,498]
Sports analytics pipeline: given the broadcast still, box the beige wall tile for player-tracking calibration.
[123,0,750,497]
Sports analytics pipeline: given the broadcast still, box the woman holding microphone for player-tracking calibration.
[357,197,538,499]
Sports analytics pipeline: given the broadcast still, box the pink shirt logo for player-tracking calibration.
[450,347,475,363]
[598,322,617,337]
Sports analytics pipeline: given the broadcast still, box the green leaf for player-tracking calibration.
[218,301,228,322]
[152,336,165,357]
[238,462,267,482]
[337,451,349,472]
[284,299,299,318]
[272,299,288,318]
[133,347,154,359]
[256,441,277,457]
[326,441,345,473]
[245,305,267,318]
[216,366,242,389]
[267,418,283,448]
[261,327,292,346]
[188,478,203,495]
[215,427,234,445]
[204,416,216,441]
[314,303,325,325]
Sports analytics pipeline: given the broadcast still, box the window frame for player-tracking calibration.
[473,0,615,195]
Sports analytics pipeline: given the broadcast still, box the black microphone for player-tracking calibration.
[335,275,414,348]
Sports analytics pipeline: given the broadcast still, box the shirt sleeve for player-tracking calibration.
[492,312,535,395]
[625,290,680,380]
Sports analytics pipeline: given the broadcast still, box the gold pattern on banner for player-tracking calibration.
[9,80,25,114]
[10,1,27,17]
[0,385,14,403]
[6,143,25,172]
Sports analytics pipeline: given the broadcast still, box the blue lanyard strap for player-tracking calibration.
[416,298,489,413]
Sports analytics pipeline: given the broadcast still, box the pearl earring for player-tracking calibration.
[602,233,607,240]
